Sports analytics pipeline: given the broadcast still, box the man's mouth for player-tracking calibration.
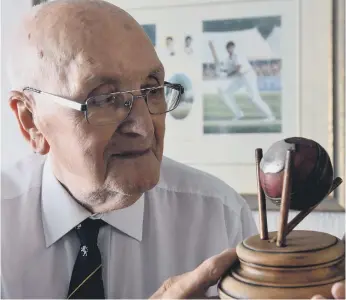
[112,149,150,159]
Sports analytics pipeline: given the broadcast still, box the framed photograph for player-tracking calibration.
[202,16,282,135]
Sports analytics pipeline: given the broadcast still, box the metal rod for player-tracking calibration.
[276,150,294,247]
[270,177,343,243]
[255,148,268,240]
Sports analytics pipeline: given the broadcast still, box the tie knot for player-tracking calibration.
[75,218,105,246]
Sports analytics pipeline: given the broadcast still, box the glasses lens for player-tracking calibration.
[86,93,132,125]
[147,86,180,114]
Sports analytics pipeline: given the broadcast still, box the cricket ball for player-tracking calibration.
[259,137,334,211]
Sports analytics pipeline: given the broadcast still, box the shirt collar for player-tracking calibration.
[41,156,144,247]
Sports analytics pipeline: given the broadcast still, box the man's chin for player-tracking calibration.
[106,156,161,194]
[87,172,159,213]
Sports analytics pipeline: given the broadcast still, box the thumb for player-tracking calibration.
[332,282,345,299]
[161,248,238,299]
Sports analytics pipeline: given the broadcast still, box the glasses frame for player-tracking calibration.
[23,81,184,125]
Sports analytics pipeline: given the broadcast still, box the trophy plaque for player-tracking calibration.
[218,137,345,299]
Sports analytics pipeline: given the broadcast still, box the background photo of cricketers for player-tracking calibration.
[202,16,282,134]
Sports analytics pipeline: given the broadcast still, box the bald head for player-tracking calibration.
[8,0,158,97]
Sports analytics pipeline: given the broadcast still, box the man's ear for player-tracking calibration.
[9,91,50,155]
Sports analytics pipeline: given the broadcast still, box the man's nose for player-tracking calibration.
[118,95,154,138]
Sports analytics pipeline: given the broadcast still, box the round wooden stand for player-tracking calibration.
[218,231,345,299]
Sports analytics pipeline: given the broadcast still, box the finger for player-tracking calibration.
[331,282,345,299]
[311,295,325,299]
[161,249,238,299]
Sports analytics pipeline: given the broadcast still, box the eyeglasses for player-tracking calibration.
[23,81,184,126]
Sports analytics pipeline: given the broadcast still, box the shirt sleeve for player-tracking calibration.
[234,53,250,67]
[234,53,252,73]
[205,197,258,298]
[239,201,258,240]
[223,196,258,248]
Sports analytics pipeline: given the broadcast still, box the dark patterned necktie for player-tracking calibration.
[67,218,105,299]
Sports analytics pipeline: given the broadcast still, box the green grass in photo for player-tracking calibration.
[203,92,282,134]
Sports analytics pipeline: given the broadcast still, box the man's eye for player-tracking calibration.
[89,95,116,107]
[150,89,161,96]
[105,95,116,103]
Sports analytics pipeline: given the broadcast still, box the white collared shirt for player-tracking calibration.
[1,154,257,299]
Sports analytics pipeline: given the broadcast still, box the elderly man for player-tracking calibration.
[2,1,344,299]
[1,1,256,298]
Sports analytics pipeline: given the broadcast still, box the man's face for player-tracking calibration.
[31,8,165,209]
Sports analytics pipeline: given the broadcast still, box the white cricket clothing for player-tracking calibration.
[219,52,274,118]
[1,154,258,299]
[185,46,193,55]
[223,52,252,75]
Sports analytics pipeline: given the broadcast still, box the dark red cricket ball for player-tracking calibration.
[259,137,334,211]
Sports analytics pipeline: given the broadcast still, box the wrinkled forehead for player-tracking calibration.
[76,21,163,87]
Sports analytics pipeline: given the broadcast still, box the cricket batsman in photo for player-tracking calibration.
[208,40,276,121]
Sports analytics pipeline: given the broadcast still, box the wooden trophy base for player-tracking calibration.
[218,230,345,299]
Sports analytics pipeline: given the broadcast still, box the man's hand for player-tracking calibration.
[150,249,237,299]
[151,249,344,300]
[312,282,345,299]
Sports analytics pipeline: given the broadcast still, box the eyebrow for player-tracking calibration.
[97,66,165,87]
[85,65,164,98]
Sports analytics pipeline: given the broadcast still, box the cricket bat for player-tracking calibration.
[208,40,219,66]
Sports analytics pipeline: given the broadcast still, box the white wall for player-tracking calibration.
[1,0,32,169]
[252,211,345,240]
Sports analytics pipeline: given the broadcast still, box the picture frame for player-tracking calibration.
[332,0,345,208]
